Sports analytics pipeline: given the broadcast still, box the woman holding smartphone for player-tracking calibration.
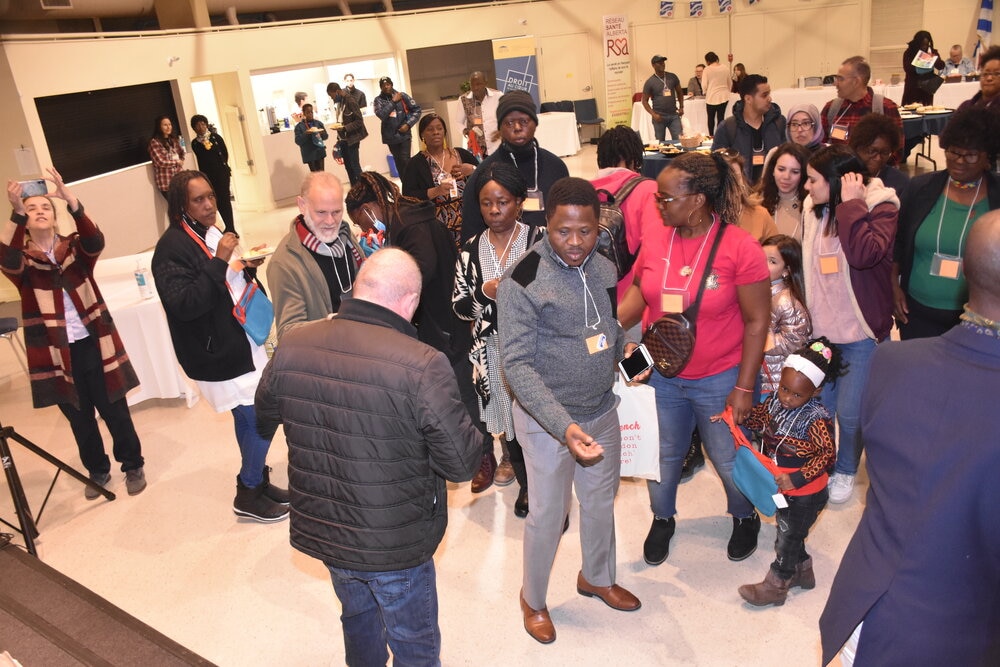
[2,169,146,498]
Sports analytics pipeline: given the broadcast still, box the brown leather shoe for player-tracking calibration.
[576,572,641,611]
[470,452,497,494]
[519,589,555,644]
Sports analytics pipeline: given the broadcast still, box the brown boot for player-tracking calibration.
[788,557,815,590]
[738,569,791,607]
[470,451,497,493]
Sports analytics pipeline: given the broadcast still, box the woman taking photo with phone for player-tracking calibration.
[2,169,146,498]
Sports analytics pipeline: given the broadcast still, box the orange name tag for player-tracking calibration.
[820,256,840,274]
[752,154,764,166]
[586,333,609,354]
[661,293,685,313]
[830,124,848,141]
[937,258,961,278]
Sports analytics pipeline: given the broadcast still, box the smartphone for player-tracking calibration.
[618,343,654,382]
[19,179,47,197]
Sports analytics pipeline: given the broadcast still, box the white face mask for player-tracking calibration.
[365,208,386,233]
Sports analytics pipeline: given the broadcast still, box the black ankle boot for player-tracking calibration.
[514,486,529,518]
[727,511,761,561]
[261,466,290,506]
[643,516,675,565]
[234,476,289,523]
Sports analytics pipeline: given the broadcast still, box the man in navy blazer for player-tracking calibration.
[819,210,1000,665]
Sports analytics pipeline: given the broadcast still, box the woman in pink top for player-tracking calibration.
[702,52,733,136]
[619,151,770,567]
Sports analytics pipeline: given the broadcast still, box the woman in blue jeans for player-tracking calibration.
[620,151,771,565]
[801,145,899,504]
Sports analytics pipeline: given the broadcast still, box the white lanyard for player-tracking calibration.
[577,265,601,330]
[508,145,540,192]
[936,178,982,257]
[662,219,716,292]
[487,222,523,276]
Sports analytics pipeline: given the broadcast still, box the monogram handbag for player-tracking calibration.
[642,224,726,377]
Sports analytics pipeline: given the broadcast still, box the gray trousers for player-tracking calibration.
[512,400,621,610]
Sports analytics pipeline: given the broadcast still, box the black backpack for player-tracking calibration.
[596,174,650,280]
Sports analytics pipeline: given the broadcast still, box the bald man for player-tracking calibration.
[820,212,1000,665]
[256,247,482,665]
[267,171,365,341]
[458,70,501,156]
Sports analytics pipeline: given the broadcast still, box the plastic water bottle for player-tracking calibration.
[134,261,154,299]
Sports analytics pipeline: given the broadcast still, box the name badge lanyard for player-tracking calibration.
[661,219,717,291]
[933,178,981,277]
[577,265,602,331]
[830,101,853,140]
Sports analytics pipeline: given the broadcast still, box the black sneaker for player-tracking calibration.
[727,511,761,561]
[643,516,675,565]
[233,477,289,523]
[261,466,290,506]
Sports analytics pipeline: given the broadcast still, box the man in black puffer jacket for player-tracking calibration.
[256,247,481,665]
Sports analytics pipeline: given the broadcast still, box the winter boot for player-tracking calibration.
[788,557,816,590]
[233,476,289,523]
[738,569,791,607]
[261,465,290,506]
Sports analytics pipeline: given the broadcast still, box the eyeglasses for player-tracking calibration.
[788,120,815,130]
[502,117,534,129]
[944,148,984,164]
[980,70,1000,79]
[653,191,696,206]
[859,147,893,159]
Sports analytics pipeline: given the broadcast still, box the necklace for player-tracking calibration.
[950,176,981,190]
[937,178,982,257]
[666,217,716,279]
[960,305,1000,336]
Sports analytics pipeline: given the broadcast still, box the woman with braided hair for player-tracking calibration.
[619,151,771,567]
[346,171,496,491]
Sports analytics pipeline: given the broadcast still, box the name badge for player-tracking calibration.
[663,89,672,97]
[931,253,962,279]
[820,256,840,274]
[830,124,849,141]
[586,333,609,354]
[752,153,765,166]
[523,191,544,211]
[773,493,789,509]
[473,115,483,125]
[660,291,688,313]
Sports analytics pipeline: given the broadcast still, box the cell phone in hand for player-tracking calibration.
[19,179,46,198]
[618,343,654,382]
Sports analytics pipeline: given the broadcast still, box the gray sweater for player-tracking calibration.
[498,235,624,440]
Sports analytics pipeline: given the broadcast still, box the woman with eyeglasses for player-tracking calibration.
[892,107,1000,340]
[784,104,825,153]
[758,142,810,239]
[619,151,770,567]
[800,145,899,505]
[847,113,910,199]
[958,45,1000,112]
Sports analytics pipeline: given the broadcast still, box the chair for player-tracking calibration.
[573,98,605,143]
[0,317,28,375]
[555,100,574,113]
[539,101,560,113]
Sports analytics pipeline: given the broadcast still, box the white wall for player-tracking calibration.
[1,0,995,258]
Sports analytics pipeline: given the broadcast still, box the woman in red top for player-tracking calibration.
[620,151,770,567]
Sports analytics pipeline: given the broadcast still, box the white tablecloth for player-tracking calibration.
[535,111,581,157]
[631,96,739,141]
[94,251,198,407]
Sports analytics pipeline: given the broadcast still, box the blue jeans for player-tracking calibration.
[231,403,271,487]
[328,559,441,667]
[653,113,683,142]
[647,365,754,519]
[820,338,876,475]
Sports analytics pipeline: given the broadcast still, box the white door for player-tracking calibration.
[538,33,594,104]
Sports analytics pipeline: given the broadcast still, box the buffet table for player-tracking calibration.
[94,251,198,408]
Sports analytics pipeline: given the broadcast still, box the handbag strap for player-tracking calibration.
[682,220,726,325]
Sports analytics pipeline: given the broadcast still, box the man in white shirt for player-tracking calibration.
[459,71,501,157]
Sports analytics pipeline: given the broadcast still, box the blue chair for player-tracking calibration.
[0,317,27,375]
[573,98,605,143]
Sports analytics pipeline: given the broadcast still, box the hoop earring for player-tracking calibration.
[686,208,705,227]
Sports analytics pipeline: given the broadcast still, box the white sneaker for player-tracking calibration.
[828,473,856,504]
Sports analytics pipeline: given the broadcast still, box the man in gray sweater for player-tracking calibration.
[498,177,648,645]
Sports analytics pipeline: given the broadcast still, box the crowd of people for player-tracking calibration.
[5,42,1000,665]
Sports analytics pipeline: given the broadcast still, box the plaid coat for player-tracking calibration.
[0,204,138,409]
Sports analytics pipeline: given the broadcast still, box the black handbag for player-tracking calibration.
[642,224,726,377]
[915,72,944,96]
